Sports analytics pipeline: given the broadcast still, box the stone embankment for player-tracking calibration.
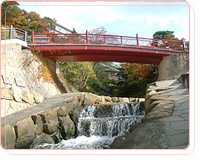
[1,93,144,149]
[110,73,189,149]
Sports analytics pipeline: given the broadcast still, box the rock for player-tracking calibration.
[12,87,22,102]
[22,90,34,105]
[129,98,135,102]
[158,54,189,81]
[96,96,105,104]
[31,133,54,149]
[139,98,145,102]
[1,124,16,149]
[57,96,80,117]
[104,96,112,103]
[143,103,175,122]
[119,97,129,103]
[1,87,13,100]
[155,86,174,92]
[33,93,44,104]
[15,117,36,149]
[39,110,59,134]
[145,94,170,114]
[82,93,97,105]
[31,115,43,135]
[112,97,119,103]
[58,115,75,140]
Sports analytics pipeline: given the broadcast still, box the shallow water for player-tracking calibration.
[33,102,145,149]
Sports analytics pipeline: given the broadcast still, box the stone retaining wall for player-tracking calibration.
[158,54,189,81]
[1,41,65,117]
[1,92,144,149]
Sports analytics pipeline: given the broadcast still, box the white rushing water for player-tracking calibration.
[34,102,145,149]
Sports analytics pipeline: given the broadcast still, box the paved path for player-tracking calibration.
[110,79,189,149]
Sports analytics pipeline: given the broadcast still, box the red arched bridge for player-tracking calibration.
[29,32,188,65]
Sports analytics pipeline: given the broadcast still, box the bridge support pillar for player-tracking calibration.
[158,54,189,81]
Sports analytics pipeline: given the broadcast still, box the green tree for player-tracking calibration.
[153,30,175,39]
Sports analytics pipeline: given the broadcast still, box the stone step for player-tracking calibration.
[155,79,178,88]
[159,88,189,96]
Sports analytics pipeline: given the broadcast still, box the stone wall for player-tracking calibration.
[1,41,64,117]
[158,54,189,81]
[1,92,144,149]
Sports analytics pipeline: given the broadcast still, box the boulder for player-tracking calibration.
[119,97,129,103]
[31,115,43,135]
[104,96,112,103]
[96,96,105,104]
[58,115,75,140]
[30,133,54,149]
[1,124,16,149]
[143,103,175,122]
[39,110,59,134]
[129,98,135,102]
[15,117,36,149]
[57,96,79,117]
[82,93,97,105]
[112,97,119,102]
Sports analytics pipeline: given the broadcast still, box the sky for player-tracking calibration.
[17,1,189,41]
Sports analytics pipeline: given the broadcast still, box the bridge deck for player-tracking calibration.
[29,32,188,64]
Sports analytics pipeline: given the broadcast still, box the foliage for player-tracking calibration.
[113,63,157,97]
[1,2,56,33]
[153,30,175,39]
[60,62,96,91]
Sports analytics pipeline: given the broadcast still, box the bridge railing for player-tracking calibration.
[31,32,185,51]
[1,25,27,41]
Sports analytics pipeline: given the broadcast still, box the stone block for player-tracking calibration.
[82,93,97,105]
[1,124,16,149]
[104,96,112,103]
[1,87,13,100]
[33,93,44,104]
[31,115,43,135]
[22,90,34,105]
[58,115,75,140]
[15,117,36,149]
[57,103,74,117]
[12,86,22,102]
[112,97,119,102]
[96,96,105,104]
[31,133,54,149]
[129,98,135,102]
[39,110,59,134]
[143,103,175,122]
[119,97,129,102]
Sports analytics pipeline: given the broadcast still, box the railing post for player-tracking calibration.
[68,34,70,43]
[153,39,154,47]
[24,31,27,42]
[50,34,52,43]
[31,30,34,43]
[86,30,88,43]
[104,35,106,44]
[182,40,185,50]
[121,36,123,45]
[136,34,139,46]
[9,25,13,39]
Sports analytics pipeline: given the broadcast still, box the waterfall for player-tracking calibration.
[77,102,144,138]
[32,102,145,149]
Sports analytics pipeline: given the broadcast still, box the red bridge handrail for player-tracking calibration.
[31,31,185,51]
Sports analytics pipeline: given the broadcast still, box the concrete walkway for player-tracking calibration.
[110,79,189,149]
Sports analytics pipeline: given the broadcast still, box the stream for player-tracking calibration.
[33,102,145,149]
